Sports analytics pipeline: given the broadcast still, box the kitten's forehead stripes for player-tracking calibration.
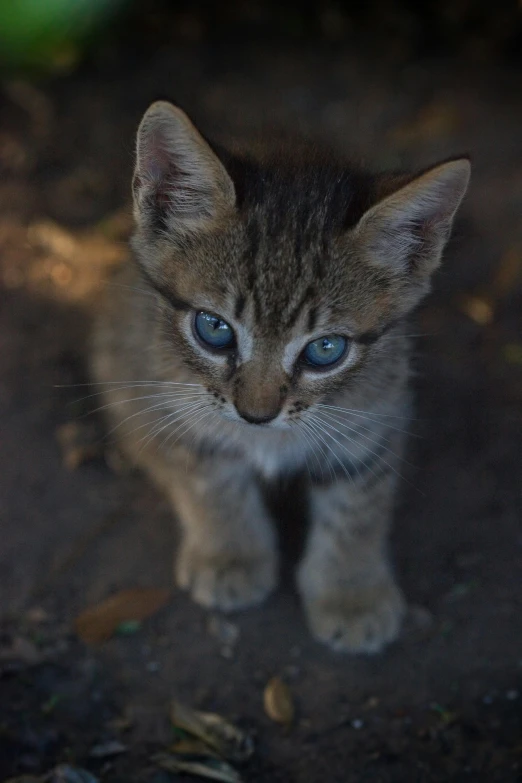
[307,307,318,333]
[284,284,316,330]
[139,267,192,311]
[234,294,246,319]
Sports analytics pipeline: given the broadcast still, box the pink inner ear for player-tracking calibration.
[138,129,173,188]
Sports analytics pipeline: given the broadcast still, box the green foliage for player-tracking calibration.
[0,0,128,72]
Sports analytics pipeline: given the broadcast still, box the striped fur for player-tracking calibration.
[90,102,469,653]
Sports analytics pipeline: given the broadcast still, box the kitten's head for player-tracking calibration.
[131,100,470,429]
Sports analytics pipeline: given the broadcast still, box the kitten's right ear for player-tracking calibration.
[133,101,236,237]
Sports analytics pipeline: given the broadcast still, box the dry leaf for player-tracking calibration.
[74,588,170,644]
[263,677,294,725]
[155,753,242,783]
[89,740,127,758]
[170,701,254,762]
[171,738,220,758]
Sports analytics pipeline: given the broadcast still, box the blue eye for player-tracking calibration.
[195,311,234,349]
[303,335,347,367]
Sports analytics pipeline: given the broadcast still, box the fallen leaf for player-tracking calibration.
[263,677,294,726]
[74,588,170,644]
[170,701,254,763]
[171,738,220,758]
[89,740,127,758]
[154,753,242,783]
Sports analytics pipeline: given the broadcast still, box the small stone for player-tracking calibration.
[506,689,519,701]
[351,719,364,730]
[146,661,160,673]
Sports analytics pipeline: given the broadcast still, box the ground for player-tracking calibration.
[0,31,521,783]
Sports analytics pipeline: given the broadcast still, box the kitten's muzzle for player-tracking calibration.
[238,410,277,425]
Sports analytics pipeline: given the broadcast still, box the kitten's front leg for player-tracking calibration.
[165,455,278,612]
[297,472,405,653]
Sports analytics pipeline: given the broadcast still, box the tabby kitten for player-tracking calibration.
[90,101,470,653]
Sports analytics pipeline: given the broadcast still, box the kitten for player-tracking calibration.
[90,101,470,654]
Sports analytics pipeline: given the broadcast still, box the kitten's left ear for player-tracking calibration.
[133,101,236,237]
[353,158,470,280]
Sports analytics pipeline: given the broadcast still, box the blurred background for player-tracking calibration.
[0,2,521,782]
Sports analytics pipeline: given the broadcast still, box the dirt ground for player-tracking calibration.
[1,22,521,783]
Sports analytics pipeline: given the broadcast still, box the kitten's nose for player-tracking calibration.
[238,410,276,425]
[234,359,286,426]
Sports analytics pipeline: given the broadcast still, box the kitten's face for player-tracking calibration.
[146,223,397,430]
[131,101,470,431]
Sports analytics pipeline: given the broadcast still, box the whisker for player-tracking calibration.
[82,391,208,418]
[56,381,203,388]
[162,405,216,452]
[103,397,207,441]
[310,413,395,486]
[290,423,313,480]
[308,419,383,494]
[315,409,414,468]
[60,381,203,405]
[305,417,356,486]
[139,401,211,451]
[289,419,320,480]
[311,414,420,492]
[317,403,415,421]
[316,404,417,437]
[301,418,333,482]
[187,407,221,458]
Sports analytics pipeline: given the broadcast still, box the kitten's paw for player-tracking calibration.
[175,546,277,612]
[303,583,406,654]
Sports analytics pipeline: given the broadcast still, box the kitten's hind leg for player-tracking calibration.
[297,470,405,654]
[164,453,278,612]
